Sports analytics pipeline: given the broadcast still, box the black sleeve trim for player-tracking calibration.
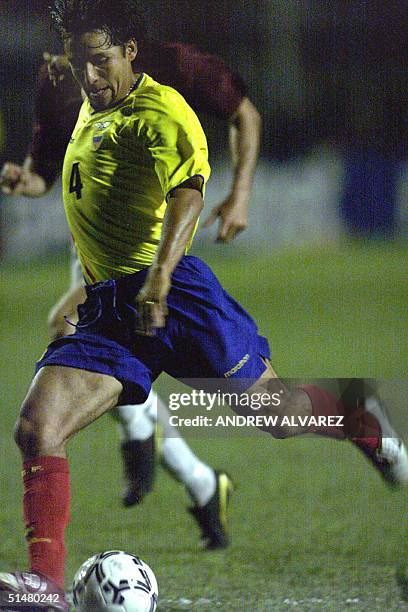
[166,174,205,201]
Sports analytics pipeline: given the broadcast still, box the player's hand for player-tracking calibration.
[202,194,248,242]
[135,267,170,336]
[0,162,47,197]
[0,162,28,195]
[43,51,70,87]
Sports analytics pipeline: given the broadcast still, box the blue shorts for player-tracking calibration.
[36,256,270,403]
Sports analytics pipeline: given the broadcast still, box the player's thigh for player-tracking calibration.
[18,365,123,445]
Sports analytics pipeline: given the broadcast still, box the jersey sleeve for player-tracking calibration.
[136,93,211,198]
[175,44,247,119]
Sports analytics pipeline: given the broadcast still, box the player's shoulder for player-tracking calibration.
[131,73,190,111]
[124,73,197,131]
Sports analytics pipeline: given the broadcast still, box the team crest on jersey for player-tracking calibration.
[93,134,105,149]
[93,121,112,149]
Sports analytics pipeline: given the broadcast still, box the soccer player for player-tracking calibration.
[0,1,406,606]
[0,31,260,513]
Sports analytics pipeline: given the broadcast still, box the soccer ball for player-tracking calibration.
[72,550,158,611]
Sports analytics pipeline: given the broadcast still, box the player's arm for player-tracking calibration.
[206,96,261,242]
[26,60,69,192]
[179,47,261,242]
[136,177,204,336]
[0,58,69,197]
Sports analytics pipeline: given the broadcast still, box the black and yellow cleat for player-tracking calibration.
[189,471,234,550]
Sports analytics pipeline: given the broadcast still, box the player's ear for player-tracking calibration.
[125,39,137,62]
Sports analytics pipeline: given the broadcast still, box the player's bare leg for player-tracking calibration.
[10,366,122,590]
[245,360,408,486]
[47,284,225,518]
[47,283,158,506]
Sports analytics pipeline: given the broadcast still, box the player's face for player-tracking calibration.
[65,31,137,111]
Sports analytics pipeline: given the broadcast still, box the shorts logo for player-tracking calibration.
[224,354,250,377]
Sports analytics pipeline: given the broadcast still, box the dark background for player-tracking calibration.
[2,0,408,163]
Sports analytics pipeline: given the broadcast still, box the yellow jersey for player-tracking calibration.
[62,73,210,282]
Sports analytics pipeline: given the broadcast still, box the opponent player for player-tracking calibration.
[0,1,406,606]
[0,34,260,512]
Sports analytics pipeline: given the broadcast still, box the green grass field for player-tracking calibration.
[1,241,407,610]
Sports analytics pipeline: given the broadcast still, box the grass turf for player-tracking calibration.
[1,241,407,610]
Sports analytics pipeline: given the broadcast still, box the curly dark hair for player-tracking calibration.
[50,0,146,44]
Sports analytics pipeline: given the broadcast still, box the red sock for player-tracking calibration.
[345,404,381,451]
[300,384,381,449]
[299,384,347,439]
[23,456,70,589]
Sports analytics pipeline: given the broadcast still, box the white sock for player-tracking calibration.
[146,397,216,506]
[112,390,156,442]
[160,437,216,506]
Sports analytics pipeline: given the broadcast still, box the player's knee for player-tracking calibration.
[14,415,34,453]
[14,412,65,457]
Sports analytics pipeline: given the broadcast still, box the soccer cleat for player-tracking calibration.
[355,396,408,488]
[189,471,234,550]
[120,436,156,507]
[0,571,68,610]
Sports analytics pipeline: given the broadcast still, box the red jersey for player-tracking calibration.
[31,41,246,183]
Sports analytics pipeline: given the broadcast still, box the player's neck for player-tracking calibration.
[122,73,142,100]
[90,72,143,114]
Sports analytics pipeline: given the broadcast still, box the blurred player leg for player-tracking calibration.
[111,395,156,506]
[154,396,233,549]
[247,364,408,486]
[114,392,217,506]
[338,379,408,487]
[115,393,233,549]
[147,394,217,506]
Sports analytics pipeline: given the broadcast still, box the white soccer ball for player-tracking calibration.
[72,550,158,612]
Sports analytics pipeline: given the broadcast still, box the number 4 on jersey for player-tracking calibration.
[69,162,83,200]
